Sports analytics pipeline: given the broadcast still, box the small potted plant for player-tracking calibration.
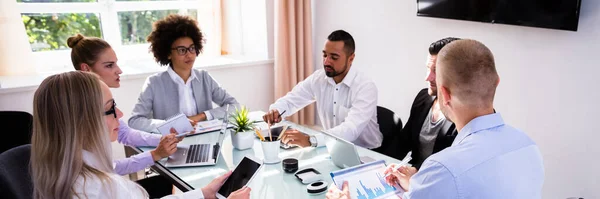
[230,105,255,150]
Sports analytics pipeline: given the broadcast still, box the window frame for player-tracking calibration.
[16,0,214,72]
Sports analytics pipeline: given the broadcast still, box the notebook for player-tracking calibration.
[157,113,195,138]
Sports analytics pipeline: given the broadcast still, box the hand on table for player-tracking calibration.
[280,129,310,147]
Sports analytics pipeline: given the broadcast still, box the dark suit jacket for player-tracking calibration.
[392,88,457,169]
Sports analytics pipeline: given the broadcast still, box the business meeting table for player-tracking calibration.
[134,112,401,199]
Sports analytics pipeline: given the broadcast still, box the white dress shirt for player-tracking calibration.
[76,150,205,199]
[167,67,213,120]
[269,66,382,149]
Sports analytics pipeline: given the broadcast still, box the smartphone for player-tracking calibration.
[216,156,263,199]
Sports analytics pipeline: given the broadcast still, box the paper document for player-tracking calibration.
[195,119,233,134]
[330,160,404,199]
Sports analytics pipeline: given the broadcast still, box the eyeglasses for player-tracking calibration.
[104,100,117,118]
[171,46,196,56]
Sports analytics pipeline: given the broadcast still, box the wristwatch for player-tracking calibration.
[309,135,317,147]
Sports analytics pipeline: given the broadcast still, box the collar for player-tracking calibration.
[452,113,505,146]
[167,66,196,84]
[326,66,357,87]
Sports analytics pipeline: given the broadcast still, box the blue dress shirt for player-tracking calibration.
[403,113,544,199]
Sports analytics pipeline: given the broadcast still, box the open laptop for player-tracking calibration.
[320,130,376,168]
[164,105,230,167]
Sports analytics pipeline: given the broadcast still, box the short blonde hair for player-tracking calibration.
[436,39,499,107]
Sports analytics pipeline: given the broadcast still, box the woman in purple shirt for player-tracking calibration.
[67,33,181,198]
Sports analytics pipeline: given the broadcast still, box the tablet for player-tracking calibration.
[330,160,404,199]
[216,156,263,199]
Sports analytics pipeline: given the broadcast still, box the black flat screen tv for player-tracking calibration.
[417,0,582,31]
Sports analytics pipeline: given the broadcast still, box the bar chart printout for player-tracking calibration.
[331,160,404,199]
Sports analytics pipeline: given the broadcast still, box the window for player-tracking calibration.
[16,0,216,72]
[118,9,197,45]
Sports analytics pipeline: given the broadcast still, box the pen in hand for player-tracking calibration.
[384,151,412,178]
[278,110,287,119]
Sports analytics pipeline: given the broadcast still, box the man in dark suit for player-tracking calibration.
[392,37,461,169]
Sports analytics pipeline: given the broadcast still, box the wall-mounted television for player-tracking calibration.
[417,0,582,31]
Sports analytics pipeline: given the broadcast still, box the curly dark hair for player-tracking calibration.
[147,14,204,66]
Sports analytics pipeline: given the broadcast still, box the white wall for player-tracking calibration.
[314,0,599,198]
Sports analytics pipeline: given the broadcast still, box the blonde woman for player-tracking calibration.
[67,33,180,197]
[30,71,250,199]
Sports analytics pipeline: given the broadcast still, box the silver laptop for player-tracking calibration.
[164,105,230,167]
[319,130,375,168]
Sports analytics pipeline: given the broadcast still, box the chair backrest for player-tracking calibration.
[0,144,33,199]
[0,111,33,154]
[373,106,403,156]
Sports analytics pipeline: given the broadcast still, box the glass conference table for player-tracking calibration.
[134,118,400,199]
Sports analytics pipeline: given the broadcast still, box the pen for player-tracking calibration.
[384,151,412,178]
[278,110,287,119]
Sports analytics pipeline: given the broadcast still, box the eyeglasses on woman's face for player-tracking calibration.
[171,46,196,56]
[104,100,117,118]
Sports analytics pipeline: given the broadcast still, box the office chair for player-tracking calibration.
[0,111,33,154]
[0,144,33,199]
[372,106,403,157]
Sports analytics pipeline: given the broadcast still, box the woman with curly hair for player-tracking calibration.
[129,14,239,132]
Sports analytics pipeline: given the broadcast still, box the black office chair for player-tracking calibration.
[0,144,33,199]
[0,111,33,154]
[372,106,402,157]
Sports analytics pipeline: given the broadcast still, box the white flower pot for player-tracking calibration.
[231,131,254,150]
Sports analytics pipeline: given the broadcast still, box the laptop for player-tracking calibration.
[319,130,376,168]
[163,105,230,167]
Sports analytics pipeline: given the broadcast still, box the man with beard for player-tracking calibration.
[392,37,460,169]
[327,39,544,199]
[263,30,382,149]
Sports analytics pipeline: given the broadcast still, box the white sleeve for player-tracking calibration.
[269,72,318,118]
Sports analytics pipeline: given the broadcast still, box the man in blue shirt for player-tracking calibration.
[326,39,544,199]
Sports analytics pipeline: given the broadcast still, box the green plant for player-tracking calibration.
[230,106,254,134]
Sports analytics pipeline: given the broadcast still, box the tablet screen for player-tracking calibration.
[330,160,404,199]
[218,157,261,197]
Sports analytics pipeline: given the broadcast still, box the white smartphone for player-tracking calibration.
[216,155,263,199]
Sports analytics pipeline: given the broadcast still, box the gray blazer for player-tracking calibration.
[128,69,239,132]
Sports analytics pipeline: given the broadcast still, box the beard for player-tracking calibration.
[324,59,349,78]
[428,87,437,97]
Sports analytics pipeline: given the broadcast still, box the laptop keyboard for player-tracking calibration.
[185,144,211,164]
